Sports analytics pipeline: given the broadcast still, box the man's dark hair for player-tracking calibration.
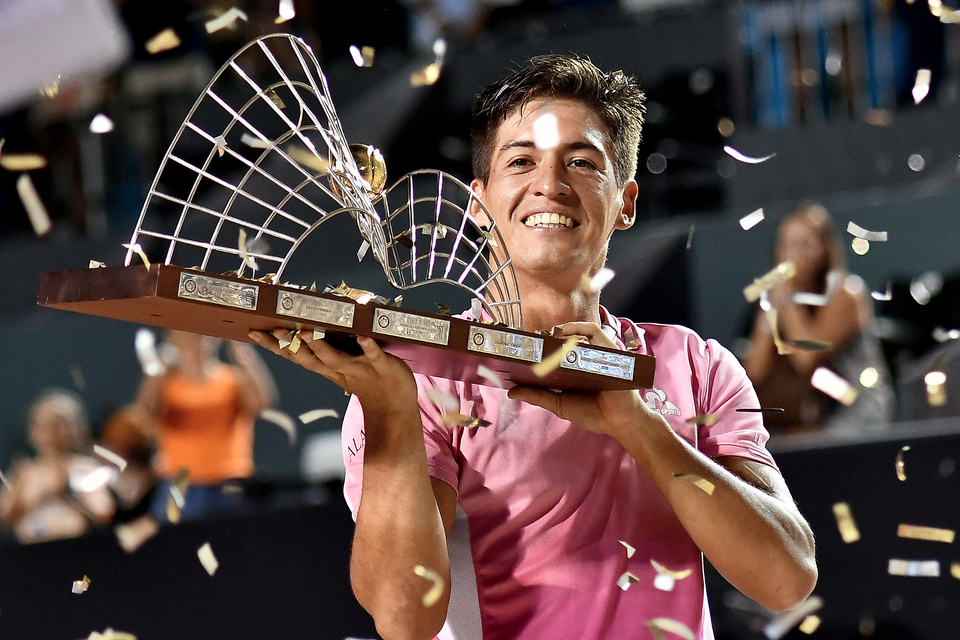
[471,54,645,187]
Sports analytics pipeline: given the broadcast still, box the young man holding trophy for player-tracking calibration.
[251,54,816,640]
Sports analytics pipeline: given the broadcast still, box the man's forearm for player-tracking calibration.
[350,408,451,640]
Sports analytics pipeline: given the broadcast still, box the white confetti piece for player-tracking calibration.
[115,515,159,553]
[533,111,560,150]
[260,408,297,445]
[582,267,615,293]
[312,329,325,340]
[81,628,137,640]
[16,173,51,236]
[763,596,823,640]
[89,113,114,134]
[69,465,117,493]
[413,564,444,606]
[619,540,636,558]
[723,145,775,164]
[476,364,504,389]
[94,444,128,472]
[213,134,228,157]
[197,542,219,576]
[811,367,858,405]
[617,571,639,591]
[411,63,441,87]
[240,133,272,149]
[88,260,106,269]
[871,284,893,301]
[299,408,339,424]
[72,575,91,594]
[0,467,11,491]
[532,337,578,377]
[123,242,150,268]
[238,229,258,271]
[739,208,764,230]
[743,261,796,303]
[205,7,248,33]
[645,617,696,640]
[357,240,369,262]
[349,45,376,68]
[912,68,931,104]
[426,386,459,413]
[895,445,910,481]
[846,221,888,242]
[276,0,295,23]
[145,28,181,54]
[888,558,939,577]
[135,328,165,377]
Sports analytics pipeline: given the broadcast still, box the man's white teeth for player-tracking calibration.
[523,213,574,228]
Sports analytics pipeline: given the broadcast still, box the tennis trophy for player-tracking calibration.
[37,34,654,391]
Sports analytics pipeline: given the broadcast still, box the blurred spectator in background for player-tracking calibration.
[136,331,277,523]
[742,202,895,433]
[97,404,159,524]
[0,389,114,543]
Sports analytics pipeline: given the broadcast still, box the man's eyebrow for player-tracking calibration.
[495,139,604,157]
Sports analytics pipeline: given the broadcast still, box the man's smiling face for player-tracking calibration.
[472,98,637,289]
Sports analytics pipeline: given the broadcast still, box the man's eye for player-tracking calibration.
[570,158,596,169]
[509,158,531,167]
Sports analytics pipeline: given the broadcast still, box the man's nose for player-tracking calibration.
[533,157,570,198]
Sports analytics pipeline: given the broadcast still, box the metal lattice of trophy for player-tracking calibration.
[38,34,654,391]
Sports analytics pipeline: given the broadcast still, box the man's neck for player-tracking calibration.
[516,273,602,332]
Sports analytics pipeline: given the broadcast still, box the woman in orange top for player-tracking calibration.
[136,330,277,522]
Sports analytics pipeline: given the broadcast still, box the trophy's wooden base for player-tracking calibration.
[38,265,655,392]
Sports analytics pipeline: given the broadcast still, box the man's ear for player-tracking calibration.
[469,178,492,227]
[614,179,639,231]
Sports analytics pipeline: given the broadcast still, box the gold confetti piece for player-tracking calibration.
[687,413,718,426]
[287,145,328,173]
[349,45,376,67]
[440,413,491,429]
[167,468,189,523]
[276,0,296,23]
[197,542,219,576]
[895,445,910,481]
[89,114,114,134]
[145,28,181,54]
[265,88,286,109]
[897,523,955,543]
[847,221,888,242]
[617,571,639,591]
[627,339,640,349]
[410,63,441,87]
[650,559,693,581]
[743,261,796,302]
[859,367,880,388]
[413,564,444,606]
[951,563,960,579]
[798,615,821,635]
[782,338,832,352]
[912,68,932,104]
[739,208,764,230]
[435,303,452,315]
[581,267,615,294]
[93,444,128,472]
[925,370,947,406]
[299,408,339,424]
[213,134,228,157]
[122,243,150,269]
[620,540,636,558]
[40,76,60,98]
[115,515,160,553]
[89,260,106,269]
[933,326,960,341]
[260,408,298,445]
[832,502,860,542]
[204,7,248,33]
[673,472,715,495]
[16,173,52,236]
[723,145,775,164]
[533,111,560,150]
[888,558,939,577]
[476,364,504,389]
[645,617,696,640]
[72,575,91,594]
[811,367,858,406]
[0,467,11,491]
[479,229,499,248]
[532,337,578,377]
[764,596,824,640]
[81,628,138,640]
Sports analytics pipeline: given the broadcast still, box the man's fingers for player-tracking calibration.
[508,387,565,419]
[556,322,617,348]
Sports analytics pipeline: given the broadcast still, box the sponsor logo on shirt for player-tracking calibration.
[644,387,681,416]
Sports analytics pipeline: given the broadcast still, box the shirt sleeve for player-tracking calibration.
[696,337,778,469]
[340,376,461,522]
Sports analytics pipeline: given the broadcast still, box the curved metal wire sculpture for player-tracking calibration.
[124,34,521,327]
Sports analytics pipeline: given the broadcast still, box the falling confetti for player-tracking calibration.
[617,571,640,591]
[1,153,48,171]
[847,221,888,242]
[71,364,87,390]
[686,413,718,426]
[240,133,272,149]
[933,327,960,342]
[81,629,137,640]
[533,111,560,150]
[275,0,295,23]
[764,596,823,640]
[115,515,159,553]
[532,337,578,377]
[619,540,636,558]
[739,208,765,230]
[426,386,459,413]
[925,370,947,406]
[582,267,615,294]
[723,145,776,164]
[93,444,128,472]
[476,364,504,389]
[0,467,10,491]
[685,223,695,249]
[832,502,861,542]
[89,114,114,134]
[650,559,693,592]
[299,408,339,424]
[888,558,939,577]
[439,413,490,429]
[204,7,248,33]
[145,28,181,54]
[287,145,329,173]
[135,328,165,377]
[16,173,52,236]
[213,134,228,157]
[912,68,932,104]
[435,303,452,315]
[897,524,955,543]
[951,563,960,579]
[122,243,150,268]
[798,616,821,635]
[859,367,880,388]
[410,63,441,87]
[673,472,716,495]
[166,468,189,523]
[895,445,910,481]
[743,261,796,303]
[238,229,258,271]
[871,284,893,301]
[645,617,696,640]
[852,236,870,254]
[197,542,219,576]
[357,240,370,262]
[811,367,858,406]
[260,408,298,445]
[348,45,376,67]
[413,565,444,606]
[72,575,91,594]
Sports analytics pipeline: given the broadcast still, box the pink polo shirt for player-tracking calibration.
[342,308,775,640]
